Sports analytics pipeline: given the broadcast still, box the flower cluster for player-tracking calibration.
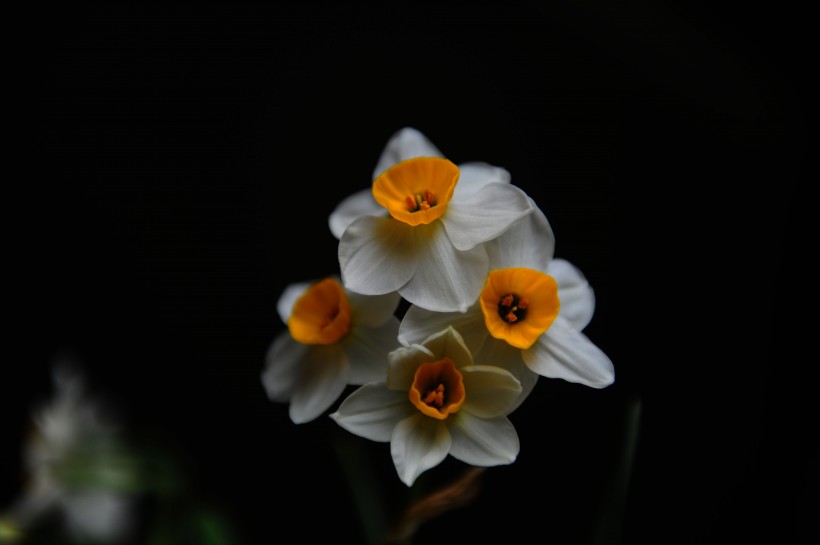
[261,127,614,487]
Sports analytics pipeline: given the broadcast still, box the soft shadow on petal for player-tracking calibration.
[547,258,596,331]
[344,319,401,385]
[400,224,488,313]
[339,215,416,296]
[329,188,385,240]
[347,289,401,328]
[372,127,444,180]
[443,182,533,251]
[331,384,414,442]
[289,344,349,424]
[475,338,539,412]
[524,317,615,388]
[448,413,519,467]
[398,303,488,356]
[452,162,511,200]
[261,333,309,402]
[391,414,452,487]
[486,199,555,272]
[387,344,437,392]
[460,365,522,418]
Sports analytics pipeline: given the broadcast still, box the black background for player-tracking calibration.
[9,3,812,544]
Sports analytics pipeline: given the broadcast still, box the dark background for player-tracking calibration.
[9,3,811,544]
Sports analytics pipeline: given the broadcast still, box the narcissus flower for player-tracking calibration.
[330,127,534,313]
[398,204,614,400]
[261,276,401,424]
[331,326,522,487]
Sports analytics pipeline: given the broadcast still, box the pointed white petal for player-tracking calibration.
[289,344,349,424]
[391,414,451,487]
[372,127,444,179]
[331,383,414,442]
[328,188,386,240]
[453,162,511,200]
[448,413,519,467]
[398,303,488,356]
[419,326,474,369]
[347,290,401,328]
[443,183,533,251]
[524,317,614,388]
[339,215,416,296]
[387,344,436,391]
[547,258,595,331]
[399,223,488,313]
[343,318,400,385]
[461,365,521,418]
[486,199,555,272]
[261,333,309,402]
[276,281,313,324]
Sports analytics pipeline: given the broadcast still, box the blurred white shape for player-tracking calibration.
[5,360,137,544]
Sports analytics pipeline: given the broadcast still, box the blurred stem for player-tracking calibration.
[331,427,390,545]
[590,394,642,545]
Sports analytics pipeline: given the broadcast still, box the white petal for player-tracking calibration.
[331,383,414,442]
[453,162,511,200]
[347,290,401,328]
[448,413,519,467]
[339,215,416,296]
[419,326,474,369]
[391,414,451,487]
[461,365,522,418]
[399,223,488,313]
[343,318,400,385]
[524,317,615,388]
[486,199,555,272]
[328,188,385,240]
[398,303,488,356]
[443,183,533,251]
[372,127,444,179]
[289,344,349,424]
[261,333,309,402]
[547,258,595,331]
[387,344,436,391]
[475,339,539,412]
[276,281,313,324]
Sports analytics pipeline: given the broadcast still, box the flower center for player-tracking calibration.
[479,268,560,350]
[405,190,437,212]
[287,277,352,345]
[372,156,459,227]
[497,293,529,323]
[409,357,465,420]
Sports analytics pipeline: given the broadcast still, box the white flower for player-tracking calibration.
[331,326,522,487]
[4,364,136,544]
[261,276,401,424]
[398,204,614,403]
[329,127,534,313]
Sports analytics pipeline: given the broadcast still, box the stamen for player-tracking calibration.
[406,190,438,212]
[423,384,445,407]
[498,292,527,324]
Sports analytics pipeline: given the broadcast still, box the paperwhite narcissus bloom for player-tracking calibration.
[4,365,136,544]
[261,276,401,424]
[330,326,522,487]
[398,204,614,403]
[330,127,534,313]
